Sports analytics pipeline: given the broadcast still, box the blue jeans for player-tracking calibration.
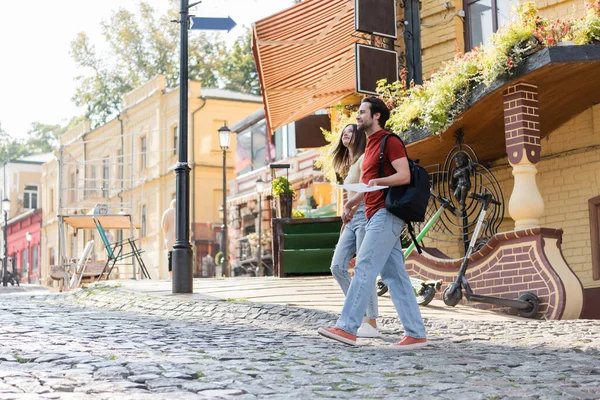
[335,208,426,338]
[330,204,378,320]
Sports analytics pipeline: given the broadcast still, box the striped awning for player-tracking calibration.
[252,0,358,132]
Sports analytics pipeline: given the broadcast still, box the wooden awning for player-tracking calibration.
[252,0,358,131]
[62,214,139,230]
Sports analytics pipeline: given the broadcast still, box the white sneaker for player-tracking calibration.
[357,322,380,338]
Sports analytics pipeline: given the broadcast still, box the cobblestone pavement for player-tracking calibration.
[0,284,599,399]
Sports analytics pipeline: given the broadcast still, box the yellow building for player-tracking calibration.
[41,75,262,283]
[253,0,600,318]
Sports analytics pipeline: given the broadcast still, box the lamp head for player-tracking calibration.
[256,177,265,194]
[218,122,231,149]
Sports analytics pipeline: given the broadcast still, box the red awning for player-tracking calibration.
[252,0,358,132]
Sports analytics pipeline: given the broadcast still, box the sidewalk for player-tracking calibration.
[115,276,522,321]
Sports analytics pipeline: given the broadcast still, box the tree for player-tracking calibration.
[25,118,84,154]
[219,28,260,95]
[71,1,259,128]
[0,123,30,165]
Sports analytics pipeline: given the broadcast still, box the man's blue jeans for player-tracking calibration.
[330,204,378,320]
[335,208,426,338]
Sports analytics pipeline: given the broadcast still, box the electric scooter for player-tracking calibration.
[442,192,541,318]
[376,189,459,306]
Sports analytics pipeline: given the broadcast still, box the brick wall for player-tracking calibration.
[406,228,575,319]
[489,104,600,288]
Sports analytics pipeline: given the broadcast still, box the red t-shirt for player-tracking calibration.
[362,130,407,219]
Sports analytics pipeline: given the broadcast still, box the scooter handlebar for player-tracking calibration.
[430,189,461,217]
[469,192,501,206]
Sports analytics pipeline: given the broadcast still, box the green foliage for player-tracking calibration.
[219,28,260,95]
[70,1,260,128]
[292,209,306,218]
[0,123,30,164]
[272,176,295,196]
[379,1,600,137]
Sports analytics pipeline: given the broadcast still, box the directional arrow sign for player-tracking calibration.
[190,16,237,32]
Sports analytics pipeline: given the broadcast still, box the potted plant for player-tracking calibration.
[272,176,295,218]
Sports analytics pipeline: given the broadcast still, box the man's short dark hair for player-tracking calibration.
[361,96,390,129]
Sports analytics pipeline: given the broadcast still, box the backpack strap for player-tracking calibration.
[406,222,422,254]
[379,134,422,254]
[378,134,407,178]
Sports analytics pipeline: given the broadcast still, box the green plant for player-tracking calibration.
[292,209,306,218]
[272,176,295,196]
[379,1,600,139]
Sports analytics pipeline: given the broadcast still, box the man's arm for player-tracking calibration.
[161,211,168,232]
[367,157,410,187]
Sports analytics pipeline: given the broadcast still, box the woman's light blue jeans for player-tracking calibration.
[335,208,426,338]
[330,203,378,320]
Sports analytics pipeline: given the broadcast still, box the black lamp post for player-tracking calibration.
[25,231,32,284]
[2,197,10,287]
[255,177,264,276]
[172,0,193,294]
[218,123,231,277]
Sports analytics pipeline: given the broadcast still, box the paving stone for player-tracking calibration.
[0,286,598,398]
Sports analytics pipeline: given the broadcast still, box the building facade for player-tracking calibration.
[1,154,53,284]
[40,76,262,284]
[251,0,600,318]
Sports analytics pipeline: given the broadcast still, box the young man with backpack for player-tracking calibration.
[318,96,427,349]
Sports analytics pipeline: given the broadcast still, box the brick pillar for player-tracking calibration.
[503,82,544,229]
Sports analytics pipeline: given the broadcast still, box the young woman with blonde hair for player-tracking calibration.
[330,123,379,338]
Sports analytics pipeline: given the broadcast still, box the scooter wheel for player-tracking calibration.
[518,292,540,319]
[376,279,388,296]
[443,284,462,307]
[417,285,436,307]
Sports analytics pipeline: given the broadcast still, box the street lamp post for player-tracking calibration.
[255,177,264,276]
[25,231,32,284]
[218,123,231,277]
[172,0,194,294]
[2,197,10,287]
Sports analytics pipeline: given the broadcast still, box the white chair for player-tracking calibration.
[68,240,95,290]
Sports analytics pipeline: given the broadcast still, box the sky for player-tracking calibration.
[0,0,294,139]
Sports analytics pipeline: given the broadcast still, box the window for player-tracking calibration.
[49,188,54,212]
[102,158,110,198]
[32,245,39,275]
[22,248,29,278]
[141,205,147,237]
[48,248,55,268]
[117,150,124,182]
[465,0,518,49]
[23,185,38,209]
[235,119,269,175]
[173,126,179,155]
[140,137,147,170]
[90,165,96,191]
[70,173,76,203]
[589,196,600,280]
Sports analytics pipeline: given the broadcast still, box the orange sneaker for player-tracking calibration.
[317,327,357,346]
[392,336,427,350]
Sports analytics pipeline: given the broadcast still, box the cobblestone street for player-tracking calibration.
[0,285,599,399]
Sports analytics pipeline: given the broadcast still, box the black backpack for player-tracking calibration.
[378,134,430,253]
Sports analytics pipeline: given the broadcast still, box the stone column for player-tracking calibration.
[503,82,544,229]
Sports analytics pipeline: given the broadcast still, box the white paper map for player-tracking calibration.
[337,183,388,193]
